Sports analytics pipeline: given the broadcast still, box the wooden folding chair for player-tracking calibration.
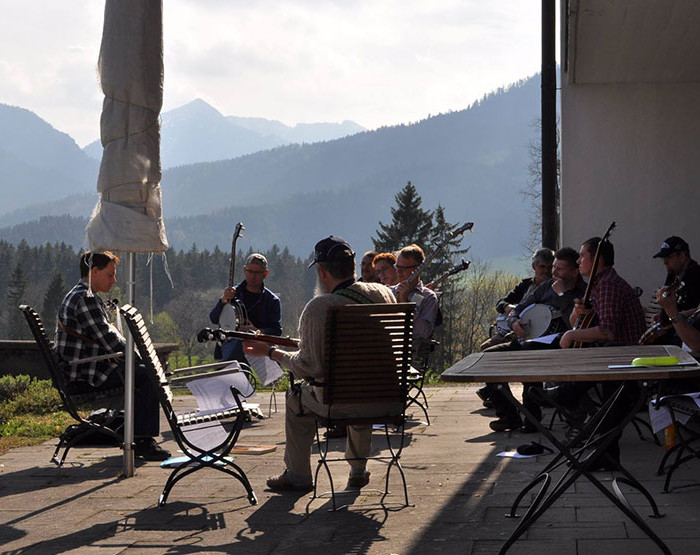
[306,302,414,511]
[120,304,258,507]
[20,305,124,466]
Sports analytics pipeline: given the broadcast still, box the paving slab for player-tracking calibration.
[1,385,698,554]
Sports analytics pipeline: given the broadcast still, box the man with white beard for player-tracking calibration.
[244,235,395,492]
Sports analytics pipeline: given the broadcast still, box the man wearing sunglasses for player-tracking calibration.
[209,253,282,363]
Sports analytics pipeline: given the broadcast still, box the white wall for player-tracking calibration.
[561,80,700,306]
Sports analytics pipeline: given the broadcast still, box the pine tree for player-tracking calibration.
[4,261,29,339]
[372,181,433,253]
[426,205,471,283]
[42,270,68,321]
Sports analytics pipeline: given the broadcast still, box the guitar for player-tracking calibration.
[402,222,474,287]
[218,223,246,331]
[639,277,686,345]
[571,221,616,347]
[198,327,299,348]
[428,258,471,290]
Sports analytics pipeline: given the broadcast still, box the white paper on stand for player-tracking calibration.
[527,333,559,345]
[180,419,229,452]
[186,363,254,411]
[648,393,700,434]
[247,355,284,386]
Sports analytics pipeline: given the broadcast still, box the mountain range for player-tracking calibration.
[0,75,541,265]
[82,99,365,169]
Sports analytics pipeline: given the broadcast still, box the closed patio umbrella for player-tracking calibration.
[87,0,168,476]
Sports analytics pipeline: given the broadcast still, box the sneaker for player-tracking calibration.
[489,417,522,432]
[134,438,171,461]
[324,425,347,439]
[266,469,313,492]
[346,471,371,489]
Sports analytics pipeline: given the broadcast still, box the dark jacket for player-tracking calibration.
[496,277,535,314]
[665,259,700,312]
[209,280,282,361]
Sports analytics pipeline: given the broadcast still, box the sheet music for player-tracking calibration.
[180,419,230,451]
[527,333,559,345]
[247,355,284,386]
[648,393,700,434]
[186,363,254,411]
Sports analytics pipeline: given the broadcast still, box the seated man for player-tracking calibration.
[555,237,646,469]
[485,247,586,432]
[55,251,169,461]
[647,236,700,345]
[244,236,396,492]
[209,253,282,363]
[358,250,380,283]
[477,248,554,407]
[393,244,440,346]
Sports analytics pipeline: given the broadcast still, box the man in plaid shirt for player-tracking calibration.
[56,251,169,461]
[551,237,645,470]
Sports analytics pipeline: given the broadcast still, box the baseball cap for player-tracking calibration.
[652,236,689,258]
[245,253,268,269]
[308,236,355,268]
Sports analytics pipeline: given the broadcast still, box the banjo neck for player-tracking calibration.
[229,222,245,289]
[403,222,474,286]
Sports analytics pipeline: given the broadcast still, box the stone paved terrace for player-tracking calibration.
[1,385,700,554]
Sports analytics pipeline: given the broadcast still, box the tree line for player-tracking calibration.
[1,182,521,373]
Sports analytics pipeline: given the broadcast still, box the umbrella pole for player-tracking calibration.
[123,252,136,477]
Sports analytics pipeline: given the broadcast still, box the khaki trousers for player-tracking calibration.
[283,384,401,481]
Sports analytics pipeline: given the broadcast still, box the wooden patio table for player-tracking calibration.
[442,345,700,555]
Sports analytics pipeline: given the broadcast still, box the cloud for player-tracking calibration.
[0,0,544,144]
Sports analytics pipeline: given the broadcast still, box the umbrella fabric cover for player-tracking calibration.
[87,0,168,254]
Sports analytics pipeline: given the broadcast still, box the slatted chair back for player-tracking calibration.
[119,305,175,416]
[322,302,414,407]
[120,303,258,507]
[19,305,80,417]
[19,304,123,465]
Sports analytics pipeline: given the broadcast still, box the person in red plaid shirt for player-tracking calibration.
[560,237,645,348]
[550,237,645,470]
[56,251,169,461]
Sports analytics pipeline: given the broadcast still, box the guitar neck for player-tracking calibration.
[220,329,300,348]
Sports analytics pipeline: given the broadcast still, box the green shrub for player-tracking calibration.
[0,375,62,419]
[0,374,32,402]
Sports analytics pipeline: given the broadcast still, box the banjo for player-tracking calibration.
[218,222,246,331]
[495,303,564,340]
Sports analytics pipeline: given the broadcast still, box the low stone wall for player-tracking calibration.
[0,340,181,380]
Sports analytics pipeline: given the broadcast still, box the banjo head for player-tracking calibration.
[518,303,556,339]
[218,303,239,331]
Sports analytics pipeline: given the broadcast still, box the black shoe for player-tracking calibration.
[489,417,522,432]
[476,386,491,403]
[482,399,495,409]
[519,421,539,434]
[324,425,347,439]
[135,438,171,461]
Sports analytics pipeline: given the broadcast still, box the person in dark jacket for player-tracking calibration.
[209,253,282,363]
[649,236,700,345]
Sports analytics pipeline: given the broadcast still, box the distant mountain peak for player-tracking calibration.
[166,98,224,121]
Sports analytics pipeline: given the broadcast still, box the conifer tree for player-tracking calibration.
[42,270,68,321]
[372,181,433,253]
[4,261,29,339]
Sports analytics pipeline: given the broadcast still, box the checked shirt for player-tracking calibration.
[55,280,126,387]
[590,267,646,345]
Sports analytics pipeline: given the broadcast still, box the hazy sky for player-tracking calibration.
[0,1,545,147]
